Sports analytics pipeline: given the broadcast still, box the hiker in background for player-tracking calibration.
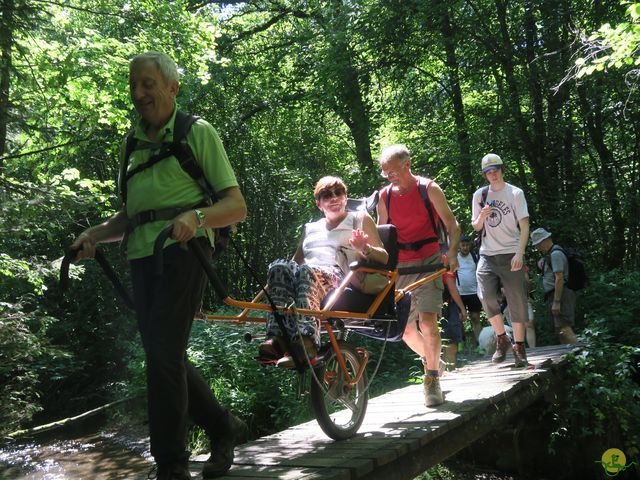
[70,51,248,480]
[530,228,578,344]
[471,153,530,368]
[441,271,466,371]
[456,234,483,345]
[523,266,536,347]
[377,144,460,407]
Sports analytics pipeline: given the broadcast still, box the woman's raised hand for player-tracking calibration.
[349,229,369,253]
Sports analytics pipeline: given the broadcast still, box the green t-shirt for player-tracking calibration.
[121,108,239,260]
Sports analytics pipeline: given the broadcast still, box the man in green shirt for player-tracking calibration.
[71,52,247,480]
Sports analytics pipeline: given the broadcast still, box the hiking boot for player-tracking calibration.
[275,336,317,369]
[513,343,529,368]
[492,333,512,363]
[149,463,190,480]
[202,414,249,479]
[423,359,446,377]
[423,374,445,407]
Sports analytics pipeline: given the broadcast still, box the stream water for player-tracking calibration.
[0,423,153,480]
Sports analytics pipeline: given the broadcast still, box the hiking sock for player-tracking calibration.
[427,369,439,377]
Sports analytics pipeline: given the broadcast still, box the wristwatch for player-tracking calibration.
[194,209,206,228]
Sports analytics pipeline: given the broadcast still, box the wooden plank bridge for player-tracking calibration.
[189,344,574,480]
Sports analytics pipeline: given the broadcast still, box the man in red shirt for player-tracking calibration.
[377,144,460,407]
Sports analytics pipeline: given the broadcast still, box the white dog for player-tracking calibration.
[478,324,513,355]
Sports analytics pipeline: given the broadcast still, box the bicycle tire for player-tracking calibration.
[310,341,368,440]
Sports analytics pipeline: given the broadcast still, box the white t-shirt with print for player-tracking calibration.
[472,183,529,256]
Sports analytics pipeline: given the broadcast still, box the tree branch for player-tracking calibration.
[0,136,93,164]
[30,0,126,18]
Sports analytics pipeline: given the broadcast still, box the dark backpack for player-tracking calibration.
[382,177,448,250]
[119,111,230,257]
[547,245,587,291]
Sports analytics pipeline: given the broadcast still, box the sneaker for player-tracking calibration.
[492,333,512,363]
[149,463,190,480]
[423,374,445,407]
[202,414,249,479]
[513,343,529,368]
[257,337,284,362]
[275,336,317,369]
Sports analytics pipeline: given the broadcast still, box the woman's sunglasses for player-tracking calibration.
[318,187,346,200]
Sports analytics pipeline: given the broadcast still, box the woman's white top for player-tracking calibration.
[302,211,358,267]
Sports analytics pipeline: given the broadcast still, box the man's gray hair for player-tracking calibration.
[379,144,411,165]
[130,51,180,84]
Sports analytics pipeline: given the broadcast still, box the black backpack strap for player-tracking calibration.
[543,244,561,272]
[169,112,217,201]
[119,132,138,205]
[383,184,393,224]
[478,185,490,239]
[121,111,218,222]
[418,177,438,233]
[480,185,490,207]
[419,177,447,247]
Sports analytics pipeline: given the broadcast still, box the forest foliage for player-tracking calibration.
[1,0,639,465]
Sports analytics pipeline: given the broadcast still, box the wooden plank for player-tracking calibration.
[189,346,571,480]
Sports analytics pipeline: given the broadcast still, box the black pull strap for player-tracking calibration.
[60,247,135,310]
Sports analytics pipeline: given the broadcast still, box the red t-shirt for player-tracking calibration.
[383,178,440,262]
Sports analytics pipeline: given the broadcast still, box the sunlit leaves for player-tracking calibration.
[574,3,640,78]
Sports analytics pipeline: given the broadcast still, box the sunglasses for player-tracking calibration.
[318,187,346,200]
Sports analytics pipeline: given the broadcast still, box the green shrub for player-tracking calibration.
[550,270,640,461]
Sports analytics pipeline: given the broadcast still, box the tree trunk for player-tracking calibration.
[338,61,373,173]
[437,0,473,196]
[577,83,626,267]
[0,0,14,166]
[540,0,576,225]
[493,0,536,193]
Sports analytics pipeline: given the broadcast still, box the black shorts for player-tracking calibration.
[460,294,482,313]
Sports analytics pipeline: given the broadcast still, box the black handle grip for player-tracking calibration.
[188,236,229,299]
[397,263,446,276]
[153,225,229,299]
[153,226,175,275]
[60,247,80,291]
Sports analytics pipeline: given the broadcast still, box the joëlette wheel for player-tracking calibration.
[310,341,368,440]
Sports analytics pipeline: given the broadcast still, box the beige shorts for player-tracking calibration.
[396,252,444,318]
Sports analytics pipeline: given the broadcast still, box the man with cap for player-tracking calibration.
[471,153,530,367]
[456,234,483,345]
[530,228,578,344]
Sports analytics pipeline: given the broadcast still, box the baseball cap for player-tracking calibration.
[481,153,504,173]
[460,234,471,242]
[530,227,552,246]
